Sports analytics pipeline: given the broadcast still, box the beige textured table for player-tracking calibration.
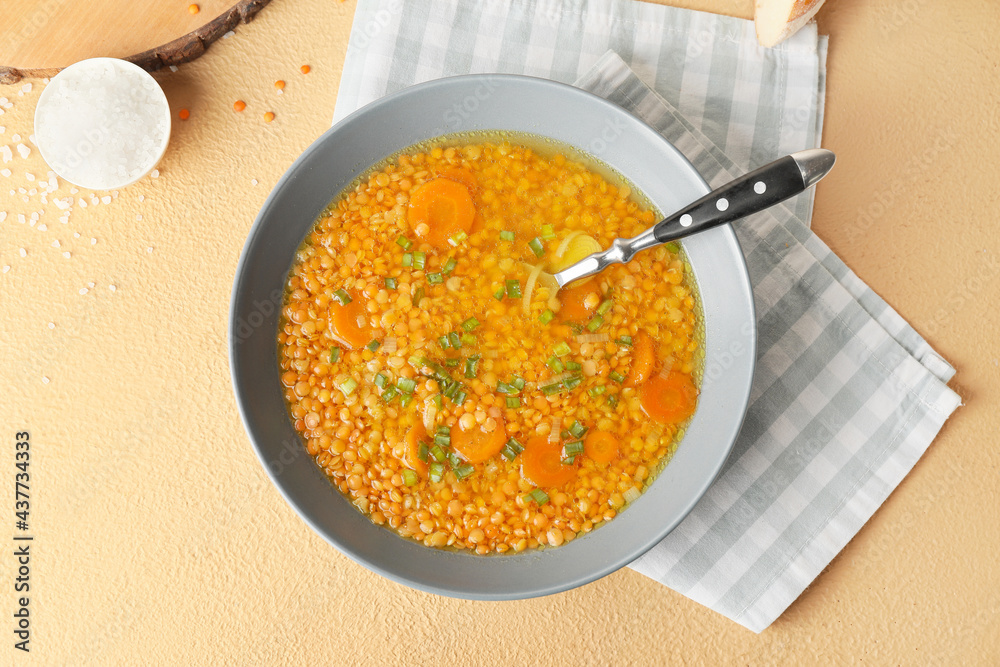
[1,0,998,663]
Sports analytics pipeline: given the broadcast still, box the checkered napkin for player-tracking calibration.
[334,0,961,632]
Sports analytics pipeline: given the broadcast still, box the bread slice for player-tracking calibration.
[755,0,826,47]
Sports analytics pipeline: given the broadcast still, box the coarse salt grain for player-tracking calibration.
[37,224,46,231]
[0,212,5,222]
[12,133,21,142]
[251,178,258,186]
[34,58,171,190]
[79,287,88,294]
[91,238,97,244]
[42,377,49,384]
[19,248,26,257]
[136,214,142,221]
[17,214,25,224]
[47,322,54,329]
[16,144,29,159]
[2,266,9,273]
[150,169,159,179]
[62,252,70,258]
[88,282,94,288]
[0,169,9,178]
[223,30,235,38]
[109,284,116,291]
[25,173,34,181]
[20,83,32,94]
[73,232,80,238]
[169,65,178,72]
[1,146,11,162]
[52,240,60,247]
[138,194,144,201]
[101,195,111,204]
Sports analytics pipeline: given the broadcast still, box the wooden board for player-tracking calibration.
[0,0,272,84]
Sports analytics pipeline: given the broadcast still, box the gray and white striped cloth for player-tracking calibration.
[334,0,960,632]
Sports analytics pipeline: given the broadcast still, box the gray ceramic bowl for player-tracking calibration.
[230,74,755,599]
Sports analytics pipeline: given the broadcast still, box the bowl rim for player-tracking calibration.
[229,73,756,599]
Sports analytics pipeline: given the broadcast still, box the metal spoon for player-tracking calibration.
[551,149,836,288]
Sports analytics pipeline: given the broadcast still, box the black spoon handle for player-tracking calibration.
[653,149,836,243]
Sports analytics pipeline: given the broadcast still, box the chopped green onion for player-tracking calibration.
[564,375,583,390]
[333,289,352,305]
[448,231,468,246]
[453,464,474,480]
[511,376,526,390]
[526,489,549,505]
[399,394,414,409]
[501,445,519,461]
[366,339,380,352]
[506,437,524,453]
[444,358,460,367]
[462,317,480,332]
[616,335,633,346]
[597,299,614,316]
[428,463,445,483]
[561,456,577,465]
[569,421,587,438]
[500,230,515,242]
[565,361,582,372]
[464,356,480,379]
[418,442,429,462]
[442,257,457,274]
[460,333,476,346]
[610,371,625,384]
[448,332,462,349]
[542,382,565,396]
[381,386,398,403]
[434,432,451,447]
[586,315,604,332]
[553,341,572,357]
[589,386,607,397]
[384,277,398,290]
[338,377,358,396]
[496,381,515,394]
[540,224,555,240]
[436,426,450,436]
[329,347,341,363]
[446,452,463,468]
[539,309,555,325]
[402,469,419,486]
[547,356,565,373]
[528,237,545,257]
[397,377,417,394]
[493,287,505,301]
[396,236,413,250]
[607,394,619,408]
[430,393,443,408]
[412,287,425,307]
[441,381,459,398]
[402,253,413,267]
[454,390,468,405]
[374,373,388,389]
[408,355,427,369]
[505,280,522,299]
[438,335,450,350]
[506,396,521,409]
[564,440,585,456]
[665,242,680,254]
[429,445,447,462]
[427,272,443,284]
[566,322,584,335]
[413,252,426,270]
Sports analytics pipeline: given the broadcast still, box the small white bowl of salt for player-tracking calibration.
[34,57,171,190]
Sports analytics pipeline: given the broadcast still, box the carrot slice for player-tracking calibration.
[408,177,476,249]
[437,167,479,195]
[404,423,429,475]
[584,430,619,464]
[521,436,578,488]
[451,416,507,464]
[625,329,656,388]
[557,278,600,322]
[330,292,373,350]
[640,371,699,425]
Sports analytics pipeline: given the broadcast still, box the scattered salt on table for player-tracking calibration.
[16,144,29,159]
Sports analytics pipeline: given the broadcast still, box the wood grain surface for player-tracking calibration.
[0,0,272,84]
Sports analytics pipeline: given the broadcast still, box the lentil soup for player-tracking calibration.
[278,136,702,554]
